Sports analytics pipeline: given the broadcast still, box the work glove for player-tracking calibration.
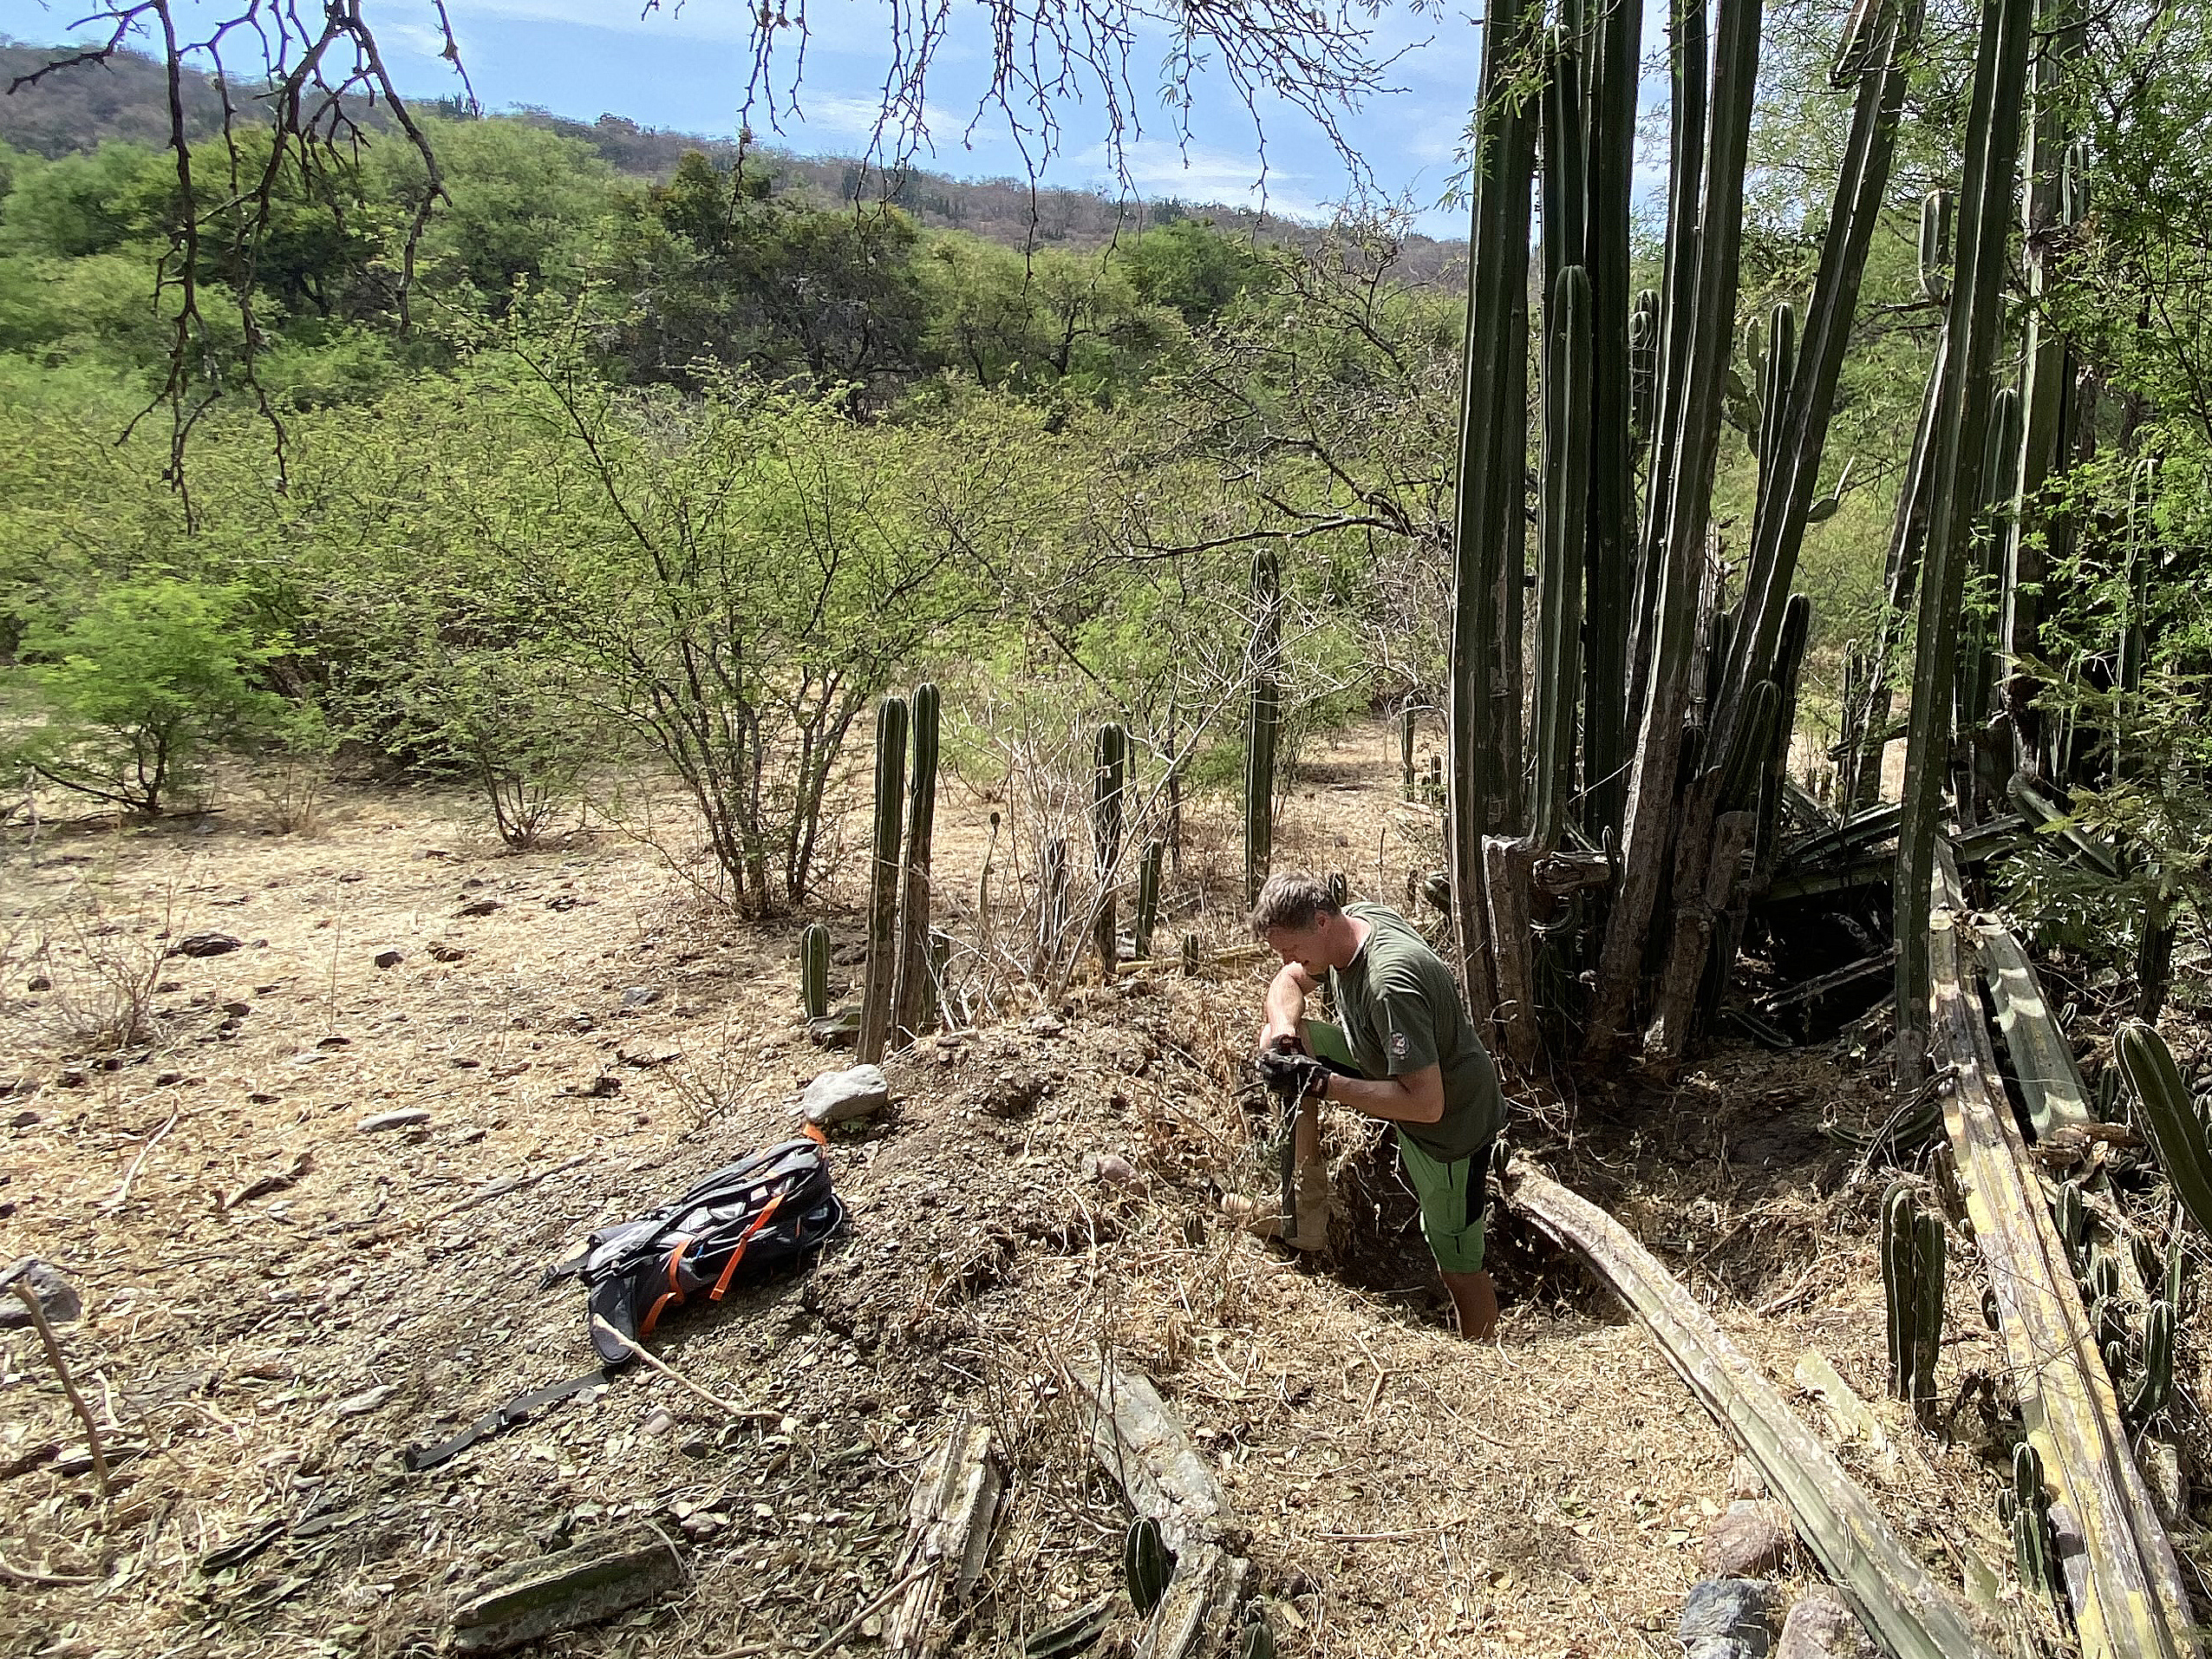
[1255,1047,1331,1101]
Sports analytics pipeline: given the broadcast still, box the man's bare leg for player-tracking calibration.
[1441,1269,1499,1340]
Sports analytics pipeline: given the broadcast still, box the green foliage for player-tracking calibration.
[9,578,289,813]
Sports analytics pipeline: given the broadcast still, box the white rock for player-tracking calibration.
[801,1064,890,1127]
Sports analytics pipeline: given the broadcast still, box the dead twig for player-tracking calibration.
[433,1152,591,1220]
[0,1551,95,1586]
[8,1277,108,1499]
[800,1558,936,1659]
[101,1108,179,1214]
[590,1316,782,1423]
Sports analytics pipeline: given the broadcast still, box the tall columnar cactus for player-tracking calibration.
[1628,289,1660,444]
[2012,1441,2053,1597]
[891,683,941,1041]
[1580,0,1643,852]
[1134,839,1164,961]
[1400,705,1417,800]
[858,695,910,1065]
[1532,263,1591,854]
[1246,551,1283,913]
[1445,0,1537,1022]
[2117,1020,2212,1236]
[1894,0,2036,1087]
[1092,722,1127,974]
[799,923,830,1022]
[1882,1183,1945,1405]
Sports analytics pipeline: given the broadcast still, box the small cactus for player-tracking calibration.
[858,696,909,1065]
[2131,1298,2176,1420]
[1093,723,1127,975]
[1134,839,1164,961]
[1122,1516,1173,1614]
[1882,1184,1945,1405]
[1238,1606,1276,1659]
[799,923,830,1021]
[2013,1440,2053,1597]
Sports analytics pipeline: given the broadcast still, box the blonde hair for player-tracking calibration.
[1249,871,1340,937]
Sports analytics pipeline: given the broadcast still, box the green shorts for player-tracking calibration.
[1396,1132,1491,1275]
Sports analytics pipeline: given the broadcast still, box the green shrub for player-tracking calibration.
[10,578,289,814]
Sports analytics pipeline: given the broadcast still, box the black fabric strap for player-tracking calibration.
[404,1368,612,1472]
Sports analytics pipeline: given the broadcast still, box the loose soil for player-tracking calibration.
[0,726,2086,1656]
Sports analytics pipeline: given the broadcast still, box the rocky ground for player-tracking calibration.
[0,728,2137,1657]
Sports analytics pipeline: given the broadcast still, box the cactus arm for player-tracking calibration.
[1504,1158,1998,1659]
[1882,1183,1914,1398]
[1913,1208,1945,1404]
[1976,920,2092,1136]
[858,696,910,1065]
[891,683,941,1042]
[2117,1020,2212,1240]
[1093,723,1126,975]
[1531,264,1591,853]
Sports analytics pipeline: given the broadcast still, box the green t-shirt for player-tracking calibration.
[1326,903,1504,1162]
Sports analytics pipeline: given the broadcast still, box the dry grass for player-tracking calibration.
[0,725,2137,1658]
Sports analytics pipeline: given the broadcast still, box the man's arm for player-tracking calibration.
[1322,1061,1445,1125]
[1259,962,1321,1050]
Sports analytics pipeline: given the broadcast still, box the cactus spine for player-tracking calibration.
[858,695,909,1065]
[1093,722,1127,975]
[1882,1183,1944,1405]
[1134,839,1164,962]
[1245,551,1282,912]
[2117,1020,2212,1236]
[1894,0,2036,1088]
[799,923,830,1022]
[891,683,941,1042]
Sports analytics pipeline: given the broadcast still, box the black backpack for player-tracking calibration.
[546,1136,845,1363]
[406,1137,844,1471]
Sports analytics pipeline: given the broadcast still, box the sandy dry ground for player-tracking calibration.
[0,724,2098,1658]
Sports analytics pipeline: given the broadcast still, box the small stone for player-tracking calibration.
[1024,1013,1066,1037]
[360,1109,433,1133]
[374,950,405,970]
[1700,1500,1794,1577]
[168,933,243,958]
[1776,1588,1871,1659]
[1727,1455,1766,1499]
[1085,1153,1144,1190]
[428,942,467,963]
[10,1111,42,1129]
[619,986,662,1009]
[332,1384,395,1419]
[25,976,52,992]
[1680,1579,1772,1659]
[547,895,578,912]
[455,898,500,918]
[802,1064,891,1127]
[641,1408,675,1437]
[0,1260,82,1328]
[221,1001,252,1018]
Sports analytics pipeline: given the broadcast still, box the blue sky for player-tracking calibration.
[3,0,1667,234]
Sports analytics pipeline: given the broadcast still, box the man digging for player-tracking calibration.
[1250,871,1504,1340]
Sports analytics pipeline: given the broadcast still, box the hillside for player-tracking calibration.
[0,39,1465,278]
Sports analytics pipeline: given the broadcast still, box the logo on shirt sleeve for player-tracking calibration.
[1390,1031,1409,1060]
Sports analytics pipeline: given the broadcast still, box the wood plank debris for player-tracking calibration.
[1502,1158,1995,1659]
[1929,847,2198,1659]
[448,1525,684,1652]
[883,1415,1003,1658]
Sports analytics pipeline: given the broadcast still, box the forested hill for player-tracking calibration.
[0,40,1462,276]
